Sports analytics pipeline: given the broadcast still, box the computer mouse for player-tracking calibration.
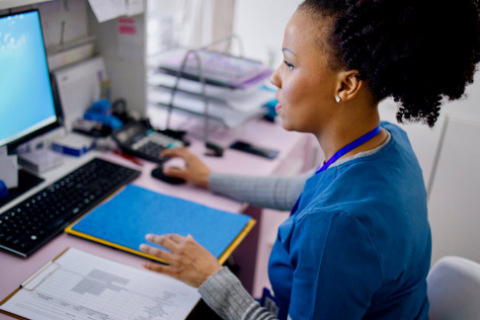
[151,166,187,185]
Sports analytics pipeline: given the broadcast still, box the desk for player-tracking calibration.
[0,119,317,319]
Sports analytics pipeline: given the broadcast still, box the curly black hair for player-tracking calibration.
[299,0,480,127]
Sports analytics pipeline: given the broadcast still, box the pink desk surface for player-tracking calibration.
[0,119,308,319]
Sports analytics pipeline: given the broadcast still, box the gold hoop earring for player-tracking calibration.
[335,96,341,103]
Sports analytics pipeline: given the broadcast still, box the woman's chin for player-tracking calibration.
[279,119,294,132]
[276,112,299,132]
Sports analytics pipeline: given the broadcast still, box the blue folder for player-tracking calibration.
[66,184,255,263]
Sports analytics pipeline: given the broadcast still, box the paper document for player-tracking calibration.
[54,57,107,130]
[88,0,127,23]
[127,0,145,16]
[0,248,200,320]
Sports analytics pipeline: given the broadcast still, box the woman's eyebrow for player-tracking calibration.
[282,48,297,56]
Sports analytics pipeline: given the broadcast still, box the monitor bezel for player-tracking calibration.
[0,9,64,154]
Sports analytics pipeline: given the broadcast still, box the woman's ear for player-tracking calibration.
[335,70,363,103]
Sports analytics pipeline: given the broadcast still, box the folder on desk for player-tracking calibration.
[65,184,255,264]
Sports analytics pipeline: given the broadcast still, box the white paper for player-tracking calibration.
[22,262,60,291]
[0,146,7,157]
[88,0,127,23]
[1,248,200,320]
[127,0,144,16]
[54,57,107,130]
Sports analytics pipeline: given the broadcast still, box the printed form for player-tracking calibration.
[0,248,200,320]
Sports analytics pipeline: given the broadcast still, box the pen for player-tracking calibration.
[113,149,143,166]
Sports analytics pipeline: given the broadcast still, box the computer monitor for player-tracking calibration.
[0,9,62,153]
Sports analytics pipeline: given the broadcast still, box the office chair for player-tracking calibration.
[427,256,480,320]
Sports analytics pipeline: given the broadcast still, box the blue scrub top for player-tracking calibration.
[268,122,431,320]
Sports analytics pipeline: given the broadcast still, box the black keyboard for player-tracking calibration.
[0,158,140,258]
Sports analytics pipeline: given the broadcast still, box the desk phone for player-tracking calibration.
[112,122,185,163]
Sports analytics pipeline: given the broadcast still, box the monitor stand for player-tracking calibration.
[0,169,44,208]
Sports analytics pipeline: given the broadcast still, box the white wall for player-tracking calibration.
[147,0,235,55]
[427,116,480,264]
[384,72,480,265]
[232,2,480,268]
[443,71,480,119]
[233,0,302,66]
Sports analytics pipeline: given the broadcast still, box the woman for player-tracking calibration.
[140,0,480,319]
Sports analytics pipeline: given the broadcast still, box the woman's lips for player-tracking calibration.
[275,103,282,112]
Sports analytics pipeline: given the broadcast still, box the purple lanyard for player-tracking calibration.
[291,125,381,215]
[315,125,381,174]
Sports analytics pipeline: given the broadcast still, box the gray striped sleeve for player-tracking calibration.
[198,267,279,320]
[208,169,314,211]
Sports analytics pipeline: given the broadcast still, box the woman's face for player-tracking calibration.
[271,10,341,135]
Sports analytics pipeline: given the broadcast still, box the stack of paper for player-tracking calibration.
[148,48,275,129]
[88,0,144,23]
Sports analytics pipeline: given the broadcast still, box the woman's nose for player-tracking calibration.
[270,68,281,89]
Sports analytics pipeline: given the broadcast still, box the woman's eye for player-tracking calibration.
[284,60,295,70]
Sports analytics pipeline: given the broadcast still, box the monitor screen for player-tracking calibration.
[0,10,59,150]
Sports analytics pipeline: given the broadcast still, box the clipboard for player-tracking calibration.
[0,247,69,320]
[0,247,202,320]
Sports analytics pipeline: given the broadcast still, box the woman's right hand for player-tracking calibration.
[160,147,211,187]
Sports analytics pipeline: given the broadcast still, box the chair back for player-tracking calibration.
[427,256,480,319]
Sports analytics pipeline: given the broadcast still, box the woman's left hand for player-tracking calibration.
[140,233,222,288]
